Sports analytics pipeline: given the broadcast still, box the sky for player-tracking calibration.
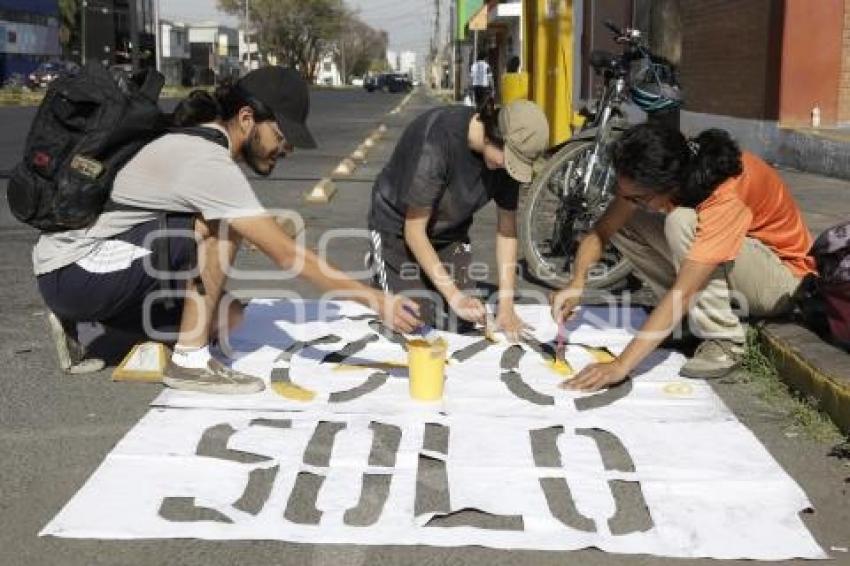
[159,0,452,58]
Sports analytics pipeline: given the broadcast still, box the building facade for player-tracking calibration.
[159,20,189,86]
[398,51,417,77]
[239,29,259,73]
[452,0,850,173]
[188,23,240,85]
[0,0,60,85]
[315,52,341,86]
[81,0,156,68]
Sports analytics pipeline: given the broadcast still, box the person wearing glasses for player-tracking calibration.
[551,122,815,389]
[35,67,421,392]
[368,97,549,339]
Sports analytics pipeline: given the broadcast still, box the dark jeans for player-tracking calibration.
[38,215,197,336]
[369,230,476,332]
[473,86,491,107]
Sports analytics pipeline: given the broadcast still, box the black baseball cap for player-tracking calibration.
[237,66,317,149]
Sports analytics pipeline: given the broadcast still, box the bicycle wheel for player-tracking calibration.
[519,140,632,289]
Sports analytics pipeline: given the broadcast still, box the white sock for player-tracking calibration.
[171,344,212,369]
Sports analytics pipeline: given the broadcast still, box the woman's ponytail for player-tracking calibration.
[678,129,743,207]
[172,79,275,128]
[477,94,504,146]
[172,89,220,127]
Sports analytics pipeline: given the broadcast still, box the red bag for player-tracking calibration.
[807,221,850,347]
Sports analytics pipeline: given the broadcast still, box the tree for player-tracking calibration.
[217,0,347,82]
[58,0,81,60]
[334,12,387,83]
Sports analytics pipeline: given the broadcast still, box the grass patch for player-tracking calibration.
[739,328,843,443]
[0,87,45,106]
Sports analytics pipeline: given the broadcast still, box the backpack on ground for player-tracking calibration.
[7,62,166,231]
[798,220,850,348]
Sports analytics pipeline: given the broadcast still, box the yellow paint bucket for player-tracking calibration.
[407,338,448,401]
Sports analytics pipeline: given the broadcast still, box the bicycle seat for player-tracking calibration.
[590,50,618,70]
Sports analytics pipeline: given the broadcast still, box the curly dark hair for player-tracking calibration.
[610,122,743,207]
[477,95,504,148]
[172,79,276,128]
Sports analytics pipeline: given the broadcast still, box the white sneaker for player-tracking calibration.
[162,358,265,394]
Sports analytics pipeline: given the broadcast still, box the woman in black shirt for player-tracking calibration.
[368,97,549,338]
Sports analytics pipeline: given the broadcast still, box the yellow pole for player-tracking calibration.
[524,0,574,146]
[552,0,573,145]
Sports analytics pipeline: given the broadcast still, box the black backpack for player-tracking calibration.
[7,63,168,231]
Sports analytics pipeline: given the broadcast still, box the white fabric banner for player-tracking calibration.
[41,300,826,560]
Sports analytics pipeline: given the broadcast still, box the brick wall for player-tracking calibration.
[780,0,845,127]
[680,0,784,120]
[840,0,850,124]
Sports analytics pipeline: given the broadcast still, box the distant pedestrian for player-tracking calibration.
[551,123,815,390]
[507,56,521,74]
[470,53,492,107]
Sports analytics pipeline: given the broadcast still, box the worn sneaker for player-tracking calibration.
[680,339,745,379]
[162,358,265,394]
[46,311,105,374]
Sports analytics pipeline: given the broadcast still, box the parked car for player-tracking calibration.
[364,73,413,93]
[364,74,386,92]
[27,61,78,89]
[386,73,412,93]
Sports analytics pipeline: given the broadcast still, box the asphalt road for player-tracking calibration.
[0,88,848,566]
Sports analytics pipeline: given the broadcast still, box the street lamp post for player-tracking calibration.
[244,0,252,72]
[81,0,87,63]
[154,0,161,72]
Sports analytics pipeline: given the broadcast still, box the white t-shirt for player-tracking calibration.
[33,123,267,275]
[470,60,491,87]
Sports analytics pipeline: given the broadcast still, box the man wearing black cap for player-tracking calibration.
[34,66,421,392]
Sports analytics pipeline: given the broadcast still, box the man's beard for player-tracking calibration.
[241,126,277,177]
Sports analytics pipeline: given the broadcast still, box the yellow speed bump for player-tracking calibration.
[304,178,337,204]
[351,145,367,161]
[333,158,357,176]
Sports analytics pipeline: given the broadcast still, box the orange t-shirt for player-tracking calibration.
[686,152,816,277]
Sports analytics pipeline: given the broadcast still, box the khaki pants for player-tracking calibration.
[610,208,802,344]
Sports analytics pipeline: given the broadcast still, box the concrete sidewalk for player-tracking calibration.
[757,168,850,435]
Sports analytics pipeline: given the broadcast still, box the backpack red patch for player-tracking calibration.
[32,151,51,170]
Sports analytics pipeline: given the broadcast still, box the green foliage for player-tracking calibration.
[335,14,387,83]
[58,0,80,53]
[740,329,842,443]
[217,0,355,81]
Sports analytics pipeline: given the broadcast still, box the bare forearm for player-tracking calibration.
[295,245,378,300]
[617,290,688,372]
[571,231,604,283]
[616,261,715,372]
[405,230,459,300]
[496,232,518,309]
[233,216,381,307]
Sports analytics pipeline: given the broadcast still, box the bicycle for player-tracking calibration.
[519,21,681,290]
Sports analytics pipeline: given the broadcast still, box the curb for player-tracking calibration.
[757,322,850,434]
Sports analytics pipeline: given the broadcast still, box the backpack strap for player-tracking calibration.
[171,126,230,150]
[135,69,165,102]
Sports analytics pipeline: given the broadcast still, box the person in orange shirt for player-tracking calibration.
[551,123,815,389]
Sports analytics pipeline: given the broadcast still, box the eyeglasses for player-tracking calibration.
[268,123,292,156]
[620,192,655,207]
